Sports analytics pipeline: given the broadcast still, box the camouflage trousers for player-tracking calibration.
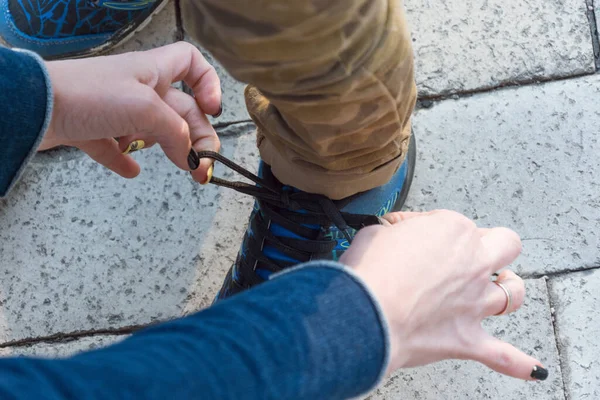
[182,0,416,199]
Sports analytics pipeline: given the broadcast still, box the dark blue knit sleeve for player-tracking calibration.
[0,261,389,400]
[0,47,53,197]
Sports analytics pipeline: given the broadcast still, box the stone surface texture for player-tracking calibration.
[1,0,600,398]
[409,74,600,277]
[405,0,595,97]
[549,269,600,400]
[368,279,563,400]
[0,126,257,342]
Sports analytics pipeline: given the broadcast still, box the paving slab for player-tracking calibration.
[548,268,600,400]
[405,0,595,97]
[407,74,600,276]
[0,124,258,342]
[0,335,123,358]
[369,278,563,400]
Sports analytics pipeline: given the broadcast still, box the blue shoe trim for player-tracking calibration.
[0,0,114,58]
[98,0,154,10]
[341,157,408,216]
[252,156,410,278]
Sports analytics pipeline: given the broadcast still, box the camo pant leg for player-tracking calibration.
[182,0,416,199]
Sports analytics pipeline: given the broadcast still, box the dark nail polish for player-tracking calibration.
[187,149,200,170]
[212,101,223,118]
[530,366,548,381]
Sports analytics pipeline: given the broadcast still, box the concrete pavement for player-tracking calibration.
[1,0,599,398]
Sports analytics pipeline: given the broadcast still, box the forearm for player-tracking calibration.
[0,262,389,400]
[0,47,52,197]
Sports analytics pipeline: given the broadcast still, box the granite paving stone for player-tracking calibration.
[0,125,258,342]
[408,74,600,276]
[368,279,563,400]
[548,268,600,400]
[405,0,595,97]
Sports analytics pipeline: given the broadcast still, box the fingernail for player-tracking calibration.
[122,140,145,155]
[212,101,223,118]
[187,149,200,170]
[530,365,548,381]
[201,164,214,185]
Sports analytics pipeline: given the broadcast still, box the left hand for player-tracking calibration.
[342,210,543,380]
[41,42,222,183]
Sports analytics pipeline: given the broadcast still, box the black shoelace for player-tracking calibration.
[196,151,382,287]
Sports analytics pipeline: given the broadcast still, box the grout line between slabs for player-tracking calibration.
[585,0,600,70]
[523,264,600,280]
[0,325,149,349]
[545,277,570,400]
[416,70,596,109]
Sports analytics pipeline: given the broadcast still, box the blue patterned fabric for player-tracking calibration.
[0,0,162,59]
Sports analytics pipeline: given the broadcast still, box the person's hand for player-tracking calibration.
[341,210,548,381]
[41,42,221,184]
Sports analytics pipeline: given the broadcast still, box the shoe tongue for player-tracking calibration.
[257,162,279,188]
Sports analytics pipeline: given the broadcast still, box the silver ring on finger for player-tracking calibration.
[494,281,512,316]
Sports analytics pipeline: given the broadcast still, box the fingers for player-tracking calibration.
[146,42,222,117]
[106,86,220,175]
[77,138,140,178]
[132,87,193,171]
[483,270,525,316]
[479,227,522,272]
[162,88,221,183]
[473,335,548,381]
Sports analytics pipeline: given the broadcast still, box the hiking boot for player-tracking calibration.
[199,134,416,302]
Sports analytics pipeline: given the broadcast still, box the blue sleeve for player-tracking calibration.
[0,261,389,400]
[0,47,53,197]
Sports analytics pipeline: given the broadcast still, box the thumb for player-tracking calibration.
[472,334,549,381]
[162,87,220,184]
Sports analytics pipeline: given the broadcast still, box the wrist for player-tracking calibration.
[12,49,59,151]
[43,62,58,142]
[352,263,410,374]
[37,61,65,150]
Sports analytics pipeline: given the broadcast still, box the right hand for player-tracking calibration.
[41,42,221,184]
[341,210,547,380]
